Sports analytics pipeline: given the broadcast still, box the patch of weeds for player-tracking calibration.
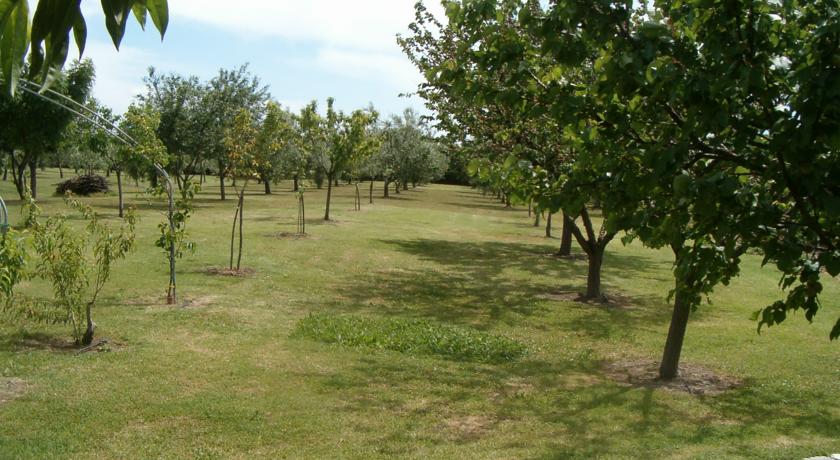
[293,313,526,363]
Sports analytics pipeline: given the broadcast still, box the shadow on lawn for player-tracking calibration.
[334,238,668,332]
[314,350,839,457]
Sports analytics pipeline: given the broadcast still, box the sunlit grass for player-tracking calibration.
[0,169,837,459]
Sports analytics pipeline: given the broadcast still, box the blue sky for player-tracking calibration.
[77,1,445,116]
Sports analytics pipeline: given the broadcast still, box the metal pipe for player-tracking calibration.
[0,194,8,237]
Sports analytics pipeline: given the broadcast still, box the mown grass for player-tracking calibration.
[0,169,838,459]
[294,313,527,363]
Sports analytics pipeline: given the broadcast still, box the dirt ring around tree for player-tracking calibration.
[602,358,742,396]
[537,290,636,309]
[269,232,312,240]
[204,267,256,278]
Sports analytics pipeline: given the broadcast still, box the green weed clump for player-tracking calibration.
[294,313,526,363]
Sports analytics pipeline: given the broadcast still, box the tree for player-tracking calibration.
[140,69,215,198]
[253,101,296,195]
[205,65,270,200]
[5,193,137,346]
[401,1,611,298]
[0,59,95,198]
[427,0,840,380]
[223,109,261,271]
[376,109,447,196]
[310,98,378,220]
[0,0,168,95]
[114,103,167,217]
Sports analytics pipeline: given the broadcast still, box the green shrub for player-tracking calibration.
[293,313,526,363]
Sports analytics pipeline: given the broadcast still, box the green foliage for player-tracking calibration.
[294,313,527,363]
[0,228,27,312]
[375,109,447,186]
[405,0,840,346]
[151,179,197,262]
[5,193,137,344]
[0,0,168,94]
[0,59,95,198]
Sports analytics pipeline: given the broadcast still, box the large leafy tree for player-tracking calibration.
[205,65,270,200]
[139,69,215,197]
[253,101,296,194]
[310,98,378,221]
[401,1,613,299]
[0,0,168,94]
[376,109,447,196]
[223,108,261,271]
[419,0,840,381]
[0,59,94,198]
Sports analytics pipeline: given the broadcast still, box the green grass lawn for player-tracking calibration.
[1,169,838,459]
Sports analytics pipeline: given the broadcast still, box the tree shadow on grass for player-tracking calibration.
[442,202,522,212]
[309,349,839,457]
[0,331,77,353]
[333,238,668,333]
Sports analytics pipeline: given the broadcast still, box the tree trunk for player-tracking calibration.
[659,286,691,380]
[584,247,604,300]
[369,180,374,204]
[394,181,401,194]
[334,178,339,187]
[58,164,64,179]
[545,213,552,238]
[534,211,541,227]
[28,160,37,199]
[324,174,333,221]
[236,191,245,271]
[11,155,25,198]
[528,200,532,217]
[117,170,124,218]
[230,198,240,270]
[558,213,574,256]
[81,302,95,346]
[403,182,408,191]
[383,179,390,198]
[263,176,272,195]
[293,174,299,192]
[166,182,177,305]
[220,171,227,201]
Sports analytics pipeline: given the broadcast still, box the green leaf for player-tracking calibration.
[101,0,133,50]
[145,0,168,39]
[73,7,86,57]
[131,3,147,30]
[0,0,28,95]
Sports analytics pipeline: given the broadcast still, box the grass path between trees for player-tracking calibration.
[0,170,838,459]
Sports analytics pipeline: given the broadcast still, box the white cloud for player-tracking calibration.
[312,47,421,89]
[79,40,161,114]
[170,0,443,90]
[169,0,444,52]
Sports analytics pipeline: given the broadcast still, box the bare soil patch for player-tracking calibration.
[269,232,311,240]
[537,291,636,309]
[444,415,495,439]
[180,295,218,308]
[602,359,742,396]
[124,294,218,309]
[0,378,27,405]
[204,267,256,277]
[15,334,77,352]
[76,338,126,354]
